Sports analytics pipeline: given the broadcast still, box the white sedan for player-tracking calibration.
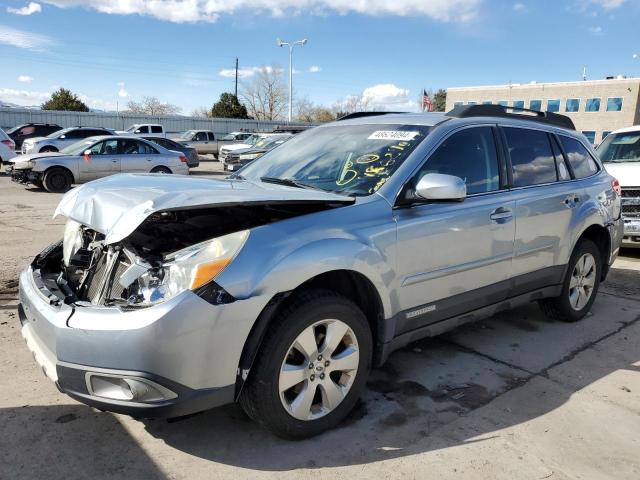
[8,136,190,192]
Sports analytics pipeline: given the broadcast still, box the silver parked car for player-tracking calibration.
[18,106,622,438]
[9,136,189,192]
[21,126,117,154]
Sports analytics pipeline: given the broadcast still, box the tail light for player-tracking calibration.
[612,178,621,196]
[1,139,15,150]
[179,154,187,163]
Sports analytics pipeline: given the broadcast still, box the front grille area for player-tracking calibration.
[85,253,108,301]
[621,188,640,198]
[621,187,640,218]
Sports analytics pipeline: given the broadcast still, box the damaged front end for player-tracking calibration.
[38,202,346,310]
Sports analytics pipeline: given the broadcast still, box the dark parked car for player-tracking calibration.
[6,123,62,150]
[144,136,199,168]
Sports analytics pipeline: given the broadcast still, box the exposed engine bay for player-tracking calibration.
[34,202,345,309]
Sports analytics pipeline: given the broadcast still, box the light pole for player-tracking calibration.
[277,38,307,122]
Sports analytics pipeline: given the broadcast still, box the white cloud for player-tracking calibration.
[117,82,128,97]
[7,2,42,15]
[585,0,625,8]
[362,83,416,111]
[589,25,603,34]
[18,75,33,83]
[513,3,526,11]
[219,65,281,78]
[308,65,322,73]
[42,0,480,24]
[0,25,54,50]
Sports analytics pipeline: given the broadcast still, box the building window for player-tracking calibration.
[602,131,611,141]
[482,100,493,105]
[582,131,596,145]
[585,98,601,112]
[467,101,477,105]
[565,98,580,112]
[606,97,623,111]
[454,101,463,107]
[547,99,560,112]
[529,100,542,111]
[497,100,508,107]
[512,100,525,109]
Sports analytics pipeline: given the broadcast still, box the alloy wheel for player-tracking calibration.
[569,253,596,311]
[279,319,360,421]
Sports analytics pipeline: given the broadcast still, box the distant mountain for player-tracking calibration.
[0,100,41,110]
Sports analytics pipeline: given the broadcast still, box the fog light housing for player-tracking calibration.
[86,373,177,403]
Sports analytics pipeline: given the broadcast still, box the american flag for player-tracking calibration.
[421,89,434,112]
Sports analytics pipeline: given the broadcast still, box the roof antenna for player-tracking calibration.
[582,65,587,81]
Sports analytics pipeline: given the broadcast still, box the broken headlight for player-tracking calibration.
[131,229,249,305]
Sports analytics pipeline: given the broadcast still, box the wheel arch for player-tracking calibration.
[43,164,75,184]
[234,268,386,399]
[39,145,58,152]
[573,223,612,281]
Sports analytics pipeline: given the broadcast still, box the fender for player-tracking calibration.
[33,157,79,182]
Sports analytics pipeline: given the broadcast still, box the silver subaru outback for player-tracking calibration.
[18,106,623,439]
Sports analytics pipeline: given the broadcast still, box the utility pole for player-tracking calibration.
[235,57,239,98]
[277,38,307,122]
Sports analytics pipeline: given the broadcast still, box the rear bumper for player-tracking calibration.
[17,266,266,417]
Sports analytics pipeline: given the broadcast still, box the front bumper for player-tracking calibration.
[18,266,267,417]
[622,217,640,248]
[10,167,40,185]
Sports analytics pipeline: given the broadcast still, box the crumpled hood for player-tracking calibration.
[54,173,354,244]
[604,162,640,187]
[10,152,70,168]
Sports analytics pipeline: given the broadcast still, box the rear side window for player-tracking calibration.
[151,126,163,133]
[419,127,500,195]
[559,136,598,178]
[208,132,215,141]
[504,127,558,186]
[550,136,570,180]
[140,141,159,154]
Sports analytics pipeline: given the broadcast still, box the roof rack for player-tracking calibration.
[337,111,404,121]
[446,104,575,130]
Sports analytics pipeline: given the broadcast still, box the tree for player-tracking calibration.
[210,93,249,119]
[313,107,337,123]
[190,106,210,118]
[433,89,447,112]
[294,97,316,123]
[126,96,181,115]
[41,88,89,112]
[239,66,287,121]
[333,94,372,116]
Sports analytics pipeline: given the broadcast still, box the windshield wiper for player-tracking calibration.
[260,176,321,191]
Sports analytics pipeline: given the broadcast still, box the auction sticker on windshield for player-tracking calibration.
[368,130,420,141]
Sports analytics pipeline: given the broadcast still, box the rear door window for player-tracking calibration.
[207,132,216,141]
[559,136,599,178]
[503,127,558,186]
[151,126,163,133]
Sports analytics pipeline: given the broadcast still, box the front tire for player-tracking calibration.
[539,239,601,322]
[240,290,372,439]
[42,167,72,193]
[39,146,58,153]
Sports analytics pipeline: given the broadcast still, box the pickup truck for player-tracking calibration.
[118,124,166,138]
[598,126,640,248]
[172,130,253,158]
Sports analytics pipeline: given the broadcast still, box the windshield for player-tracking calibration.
[255,136,283,148]
[597,132,640,163]
[244,134,260,145]
[60,139,95,155]
[239,124,431,196]
[6,125,23,134]
[179,130,196,139]
[126,125,139,133]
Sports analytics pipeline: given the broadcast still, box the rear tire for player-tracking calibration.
[239,290,372,439]
[42,167,72,193]
[39,146,58,153]
[150,166,172,174]
[538,239,601,322]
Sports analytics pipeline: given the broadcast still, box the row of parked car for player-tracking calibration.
[0,122,302,193]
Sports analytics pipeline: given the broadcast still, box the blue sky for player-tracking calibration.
[0,0,638,114]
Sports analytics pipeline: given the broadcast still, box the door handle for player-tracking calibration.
[490,207,513,223]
